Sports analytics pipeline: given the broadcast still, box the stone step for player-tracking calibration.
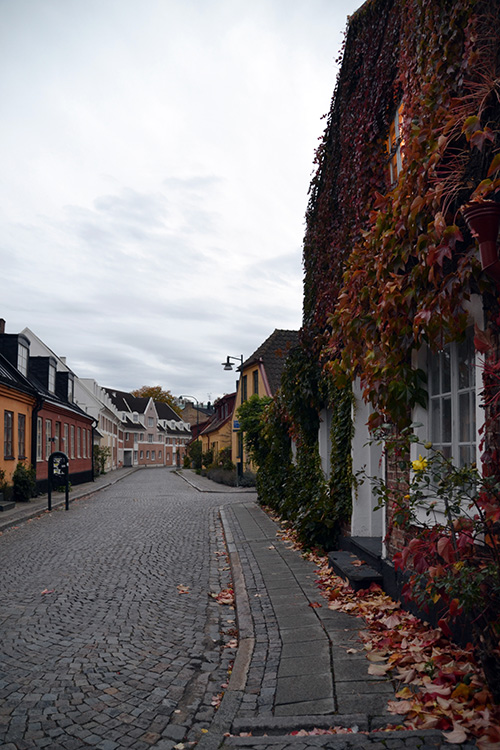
[0,500,15,512]
[328,550,383,592]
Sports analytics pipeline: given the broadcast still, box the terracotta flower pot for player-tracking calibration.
[462,202,500,281]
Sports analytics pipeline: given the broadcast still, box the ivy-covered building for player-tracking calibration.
[262,0,500,583]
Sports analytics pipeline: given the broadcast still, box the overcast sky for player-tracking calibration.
[1,0,362,403]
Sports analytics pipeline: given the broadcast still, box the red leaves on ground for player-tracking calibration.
[210,588,235,606]
[306,547,500,746]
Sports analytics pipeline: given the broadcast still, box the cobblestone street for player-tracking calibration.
[0,469,243,750]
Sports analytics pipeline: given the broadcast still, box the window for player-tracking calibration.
[148,417,154,427]
[77,427,81,458]
[134,450,138,462]
[253,369,259,395]
[151,450,155,461]
[70,425,75,459]
[17,343,29,376]
[158,450,162,460]
[242,374,248,402]
[4,411,14,459]
[63,424,68,454]
[146,450,150,459]
[148,434,153,443]
[428,329,476,467]
[387,102,404,185]
[37,417,43,460]
[45,419,52,460]
[134,433,138,444]
[68,377,74,402]
[48,363,56,393]
[140,450,144,459]
[55,422,61,452]
[125,432,129,441]
[18,414,26,458]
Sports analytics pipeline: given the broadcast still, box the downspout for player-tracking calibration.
[31,394,44,493]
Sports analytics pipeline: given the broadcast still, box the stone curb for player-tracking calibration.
[175,469,256,494]
[195,507,256,750]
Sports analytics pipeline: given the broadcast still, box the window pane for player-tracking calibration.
[429,356,440,395]
[459,445,470,467]
[441,349,451,393]
[431,398,441,444]
[442,397,452,443]
[459,392,471,443]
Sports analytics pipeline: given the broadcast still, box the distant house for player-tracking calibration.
[199,392,236,462]
[155,401,191,467]
[230,329,299,472]
[105,390,165,468]
[75,379,124,471]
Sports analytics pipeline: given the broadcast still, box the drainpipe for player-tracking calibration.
[461,201,500,287]
[31,394,44,492]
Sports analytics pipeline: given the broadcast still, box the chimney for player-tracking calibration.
[0,319,5,334]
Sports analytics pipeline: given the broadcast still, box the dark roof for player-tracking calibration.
[104,388,131,412]
[200,393,236,437]
[0,352,37,399]
[155,401,182,421]
[241,329,299,395]
[104,388,150,415]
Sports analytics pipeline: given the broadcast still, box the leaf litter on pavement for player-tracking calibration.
[273,522,500,749]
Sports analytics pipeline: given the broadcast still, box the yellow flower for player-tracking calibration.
[412,454,428,472]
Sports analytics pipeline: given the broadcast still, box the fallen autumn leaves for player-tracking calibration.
[313,549,500,748]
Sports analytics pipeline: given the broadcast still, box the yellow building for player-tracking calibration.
[229,329,299,473]
[200,392,236,461]
[0,352,37,485]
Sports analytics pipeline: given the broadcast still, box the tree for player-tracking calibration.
[131,385,181,416]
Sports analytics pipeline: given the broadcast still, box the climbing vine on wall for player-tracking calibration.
[315,0,500,427]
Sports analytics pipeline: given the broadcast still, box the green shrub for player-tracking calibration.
[12,462,36,502]
[187,441,202,470]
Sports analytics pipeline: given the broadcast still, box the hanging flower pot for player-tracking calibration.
[461,201,500,283]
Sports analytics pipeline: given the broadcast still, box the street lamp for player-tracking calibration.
[221,355,244,485]
[221,355,243,371]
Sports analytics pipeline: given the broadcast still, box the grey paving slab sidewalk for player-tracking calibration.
[181,482,475,750]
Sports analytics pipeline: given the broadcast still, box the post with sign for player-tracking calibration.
[48,451,70,511]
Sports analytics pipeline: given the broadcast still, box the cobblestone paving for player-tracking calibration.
[0,469,244,750]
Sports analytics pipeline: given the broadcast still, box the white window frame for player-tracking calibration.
[37,416,43,461]
[411,306,485,525]
[45,419,52,460]
[17,343,29,376]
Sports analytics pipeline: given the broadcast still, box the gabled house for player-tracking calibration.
[0,323,94,493]
[75,379,124,471]
[199,392,236,463]
[155,401,191,467]
[0,328,37,487]
[105,390,165,468]
[230,329,299,472]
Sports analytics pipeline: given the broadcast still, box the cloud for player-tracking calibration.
[0,0,361,400]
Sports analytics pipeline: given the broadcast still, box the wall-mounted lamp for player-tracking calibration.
[221,355,243,371]
[462,201,500,286]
